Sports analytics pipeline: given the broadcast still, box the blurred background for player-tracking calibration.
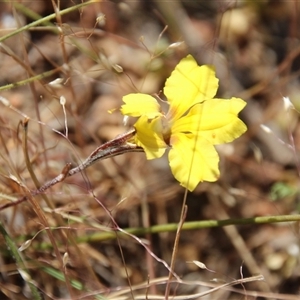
[0,0,300,299]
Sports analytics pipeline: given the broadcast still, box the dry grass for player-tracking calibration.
[0,1,300,299]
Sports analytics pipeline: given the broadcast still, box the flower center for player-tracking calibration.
[161,116,171,145]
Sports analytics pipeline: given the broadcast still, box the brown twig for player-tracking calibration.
[0,128,143,211]
[165,203,188,300]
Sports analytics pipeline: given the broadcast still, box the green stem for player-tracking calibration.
[35,214,300,250]
[0,69,59,92]
[0,221,42,300]
[0,0,95,43]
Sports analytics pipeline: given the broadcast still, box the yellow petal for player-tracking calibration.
[121,93,161,118]
[168,133,219,191]
[134,115,167,159]
[172,98,247,144]
[164,55,219,121]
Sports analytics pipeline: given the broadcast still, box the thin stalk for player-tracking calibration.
[21,118,75,297]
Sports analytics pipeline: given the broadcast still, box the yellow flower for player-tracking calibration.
[121,55,247,191]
